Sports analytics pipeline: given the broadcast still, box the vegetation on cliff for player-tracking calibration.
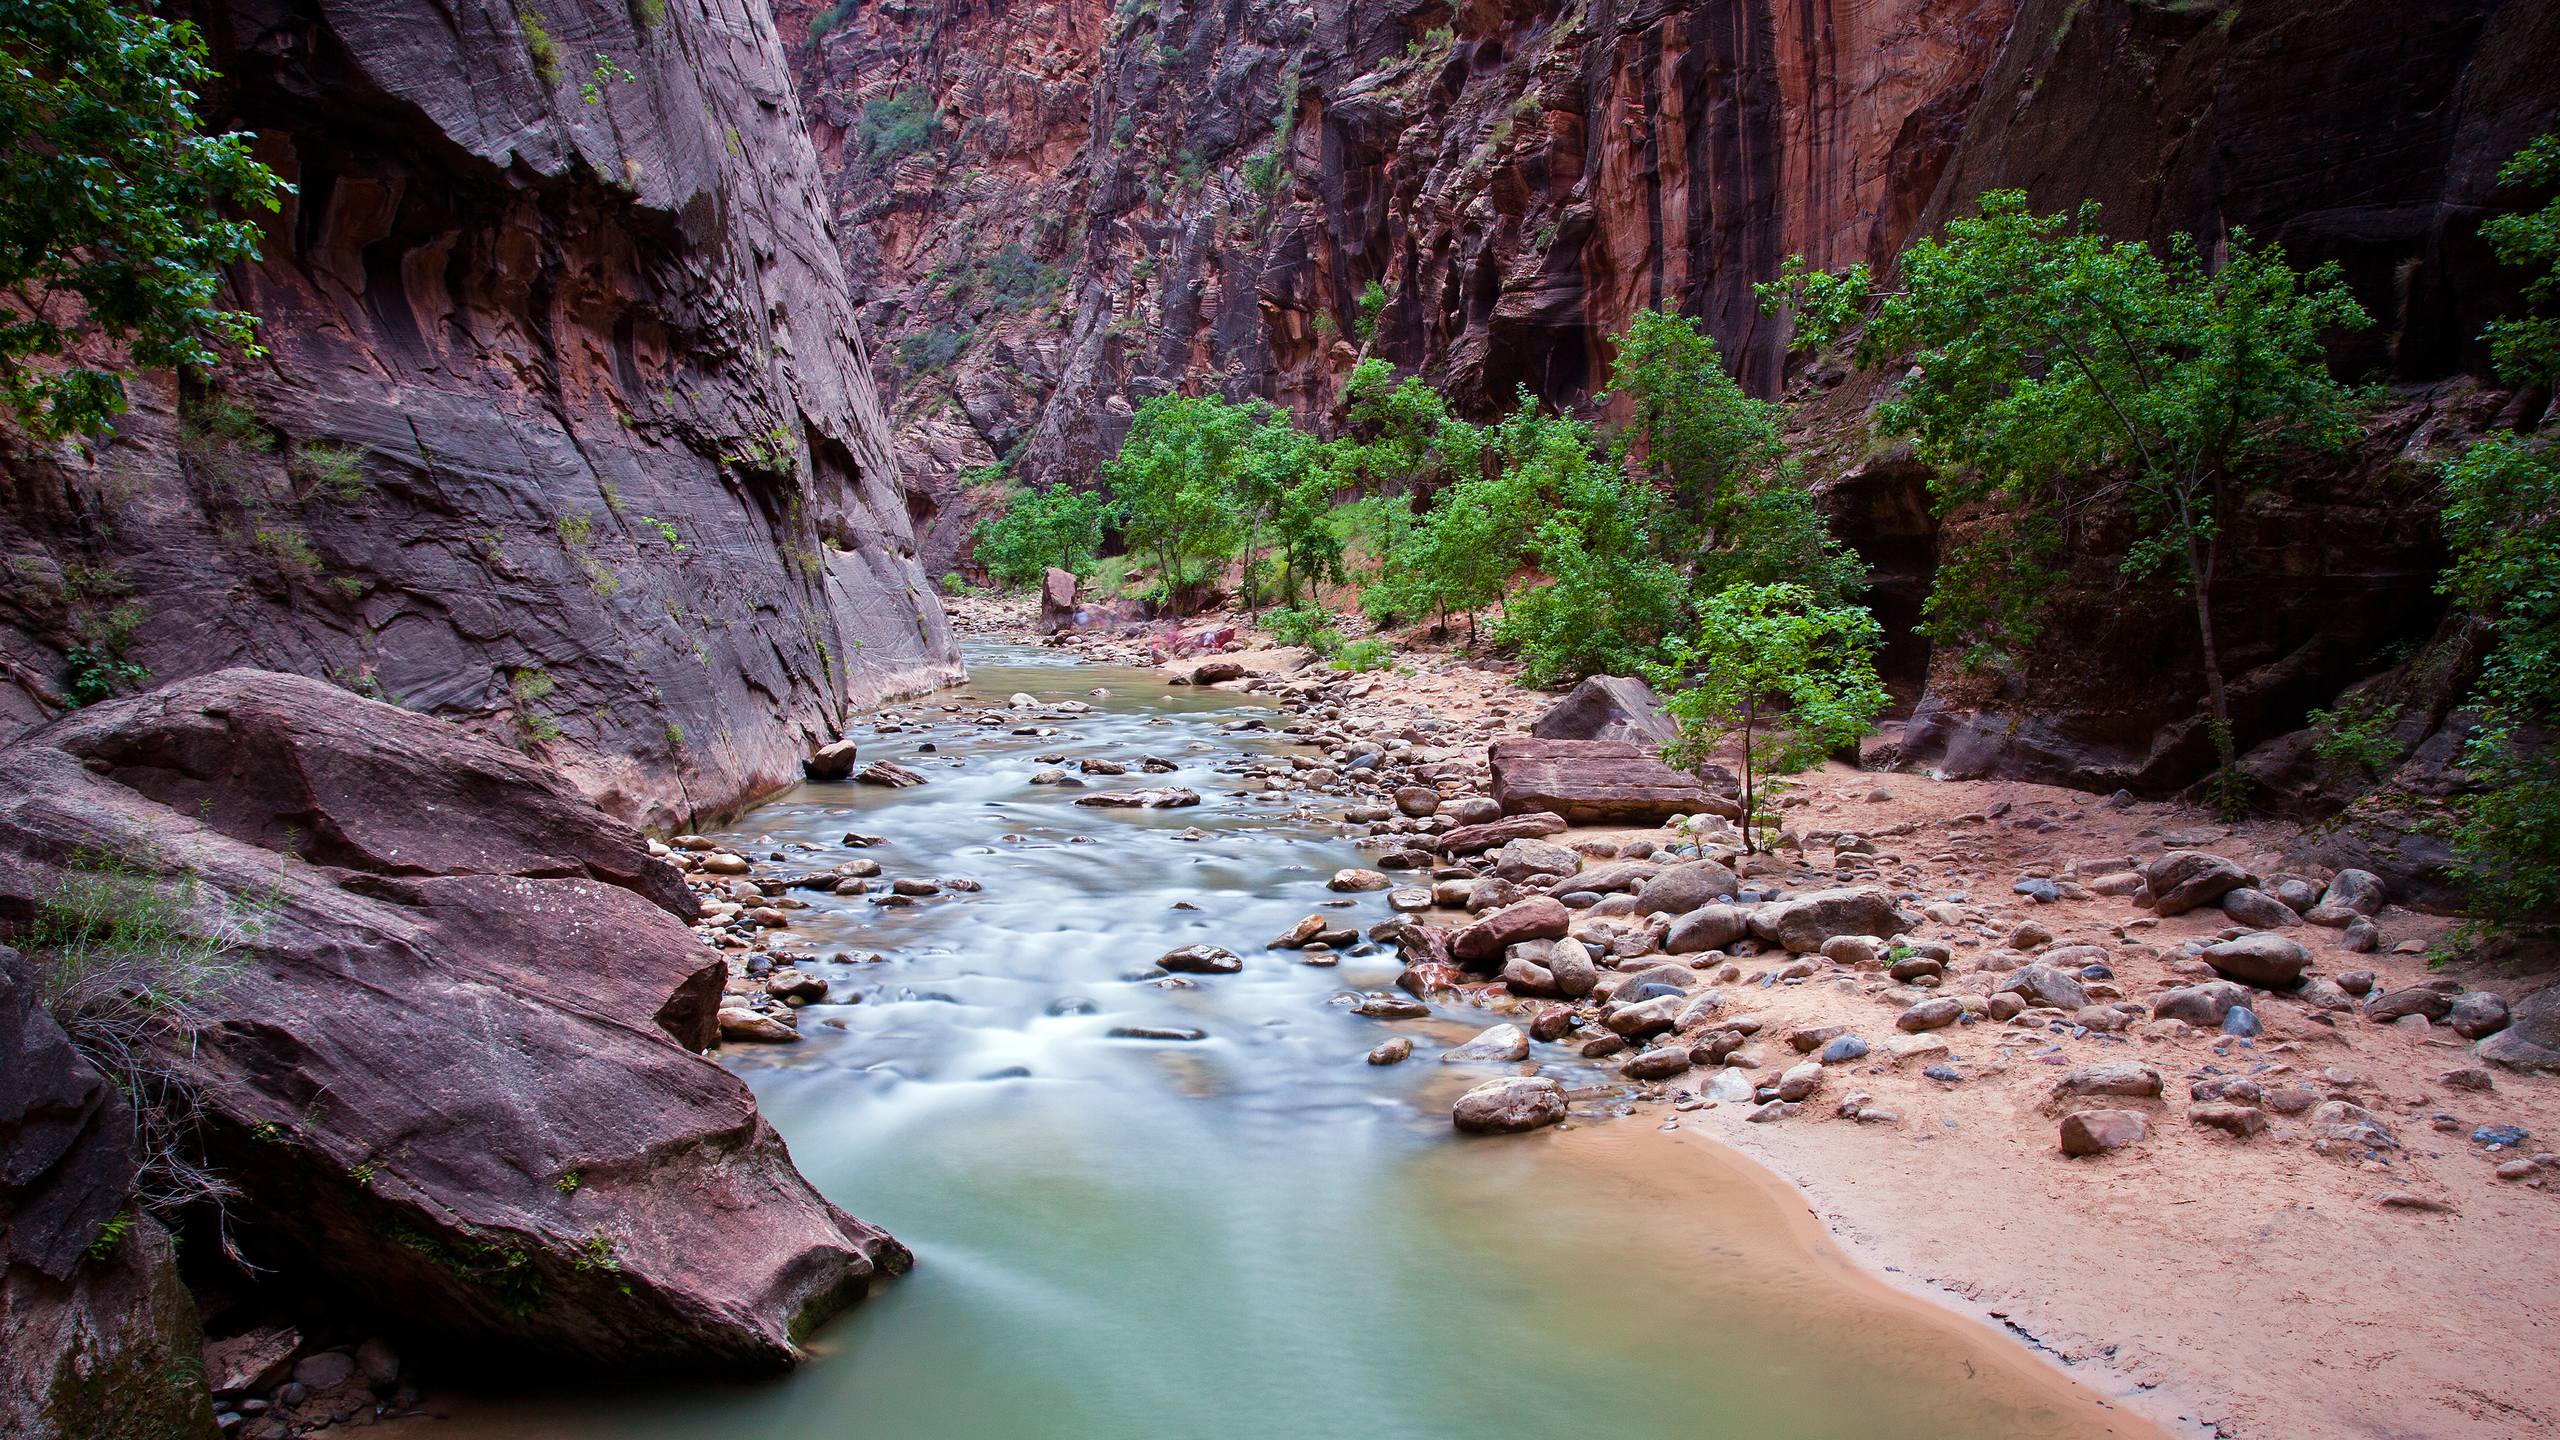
[0,0,285,435]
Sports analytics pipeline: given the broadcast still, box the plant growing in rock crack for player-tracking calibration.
[1646,583,1888,854]
[1760,191,2374,815]
[19,851,253,1242]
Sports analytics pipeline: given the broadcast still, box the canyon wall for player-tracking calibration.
[782,0,2021,573]
[788,0,2557,803]
[0,0,961,830]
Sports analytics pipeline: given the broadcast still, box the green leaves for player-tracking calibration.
[1,0,288,435]
[2481,134,2560,389]
[1763,191,2371,707]
[971,484,1111,588]
[1645,583,1888,851]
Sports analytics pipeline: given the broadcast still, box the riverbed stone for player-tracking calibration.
[1450,897,1572,963]
[1157,944,1243,975]
[1451,1077,1567,1134]
[2143,850,2250,916]
[2201,933,2312,989]
[1441,1023,1531,1063]
[1366,1037,1413,1066]
[1663,904,1749,955]
[2059,1110,2149,1157]
[1747,887,1916,953]
[1633,860,1741,916]
[1624,1045,1693,1080]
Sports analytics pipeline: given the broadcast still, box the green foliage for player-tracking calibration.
[1329,637,1391,672]
[518,6,560,82]
[1242,150,1285,195]
[85,1208,133,1260]
[1761,191,2371,785]
[1101,393,1278,611]
[1646,583,1888,853]
[898,323,973,373]
[21,852,249,1216]
[1603,309,1864,607]
[290,442,366,502]
[808,0,858,42]
[2438,429,2560,925]
[858,88,939,162]
[2308,692,2407,777]
[1262,602,1341,652]
[63,643,146,707]
[579,52,635,106]
[0,0,288,436]
[637,514,685,550]
[971,484,1111,588]
[2480,134,2560,388]
[1354,280,1388,344]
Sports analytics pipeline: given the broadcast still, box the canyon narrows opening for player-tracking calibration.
[424,642,2153,1440]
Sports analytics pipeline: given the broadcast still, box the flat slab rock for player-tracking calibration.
[1487,737,1736,824]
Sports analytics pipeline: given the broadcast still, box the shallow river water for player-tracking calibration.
[442,642,2157,1440]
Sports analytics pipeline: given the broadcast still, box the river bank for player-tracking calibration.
[956,593,2560,1440]
[413,635,2164,1440]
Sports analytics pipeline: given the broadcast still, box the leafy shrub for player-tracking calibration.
[290,441,365,502]
[2439,429,2560,927]
[1263,603,1341,652]
[1354,280,1387,344]
[971,484,1110,588]
[1330,638,1391,672]
[898,324,973,373]
[2308,692,2407,777]
[858,88,939,162]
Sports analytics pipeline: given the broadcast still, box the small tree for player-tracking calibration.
[1760,192,2372,807]
[2481,134,2560,390]
[1101,393,1256,612]
[1644,583,1887,853]
[2439,432,2560,927]
[1,0,289,435]
[970,483,1110,588]
[2434,134,2560,929]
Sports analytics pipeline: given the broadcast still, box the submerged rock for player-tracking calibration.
[1451,1077,1568,1134]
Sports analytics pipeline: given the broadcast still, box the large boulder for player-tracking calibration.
[1450,898,1573,964]
[1530,675,1680,748]
[1451,1077,1568,1134]
[2143,850,2251,916]
[2,950,216,1440]
[2477,985,2560,1072]
[1632,860,1741,916]
[1434,812,1567,856]
[2200,933,2314,989]
[0,672,903,1375]
[1747,888,1918,954]
[1038,567,1079,634]
[1487,738,1736,824]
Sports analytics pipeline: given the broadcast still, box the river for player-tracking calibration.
[435,641,2157,1440]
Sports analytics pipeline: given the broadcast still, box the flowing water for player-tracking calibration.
[437,641,2158,1440]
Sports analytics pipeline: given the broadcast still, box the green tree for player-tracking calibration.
[1,0,288,435]
[1102,392,1260,612]
[1645,583,1888,853]
[2480,133,2560,388]
[970,484,1111,588]
[2438,433,2560,929]
[1761,192,2372,803]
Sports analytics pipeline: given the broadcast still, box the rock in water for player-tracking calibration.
[1074,787,1203,809]
[0,672,903,1374]
[1451,1078,1568,1134]
[1038,567,1079,634]
[1157,944,1245,975]
[804,738,860,781]
[1440,1023,1532,1063]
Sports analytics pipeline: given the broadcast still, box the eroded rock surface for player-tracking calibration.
[0,0,959,830]
[0,672,905,1375]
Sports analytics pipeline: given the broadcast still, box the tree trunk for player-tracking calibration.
[1740,700,1758,855]
[2187,533,2230,733]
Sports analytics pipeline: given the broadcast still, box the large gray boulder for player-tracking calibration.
[2477,986,2560,1071]
[2201,933,2313,989]
[1747,888,1918,953]
[1531,675,1681,748]
[2144,851,2250,916]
